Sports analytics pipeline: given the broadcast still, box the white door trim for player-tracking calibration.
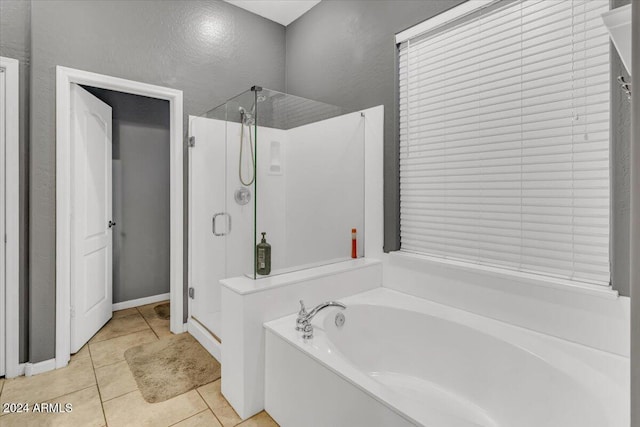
[1,56,21,378]
[56,66,184,369]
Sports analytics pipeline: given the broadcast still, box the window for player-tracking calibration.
[398,0,610,286]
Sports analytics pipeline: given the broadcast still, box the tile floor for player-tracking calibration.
[0,302,279,427]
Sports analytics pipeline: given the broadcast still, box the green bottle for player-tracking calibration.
[256,232,271,275]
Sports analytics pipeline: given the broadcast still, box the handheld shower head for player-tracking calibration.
[239,106,255,126]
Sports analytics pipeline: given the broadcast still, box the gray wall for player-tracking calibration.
[0,0,30,363]
[285,0,633,296]
[630,1,639,423]
[84,87,171,304]
[611,0,632,298]
[29,0,285,362]
[285,0,466,253]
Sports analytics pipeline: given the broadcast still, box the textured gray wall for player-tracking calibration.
[611,0,632,298]
[84,87,170,304]
[285,0,632,296]
[285,0,466,253]
[0,0,30,363]
[630,0,639,423]
[29,0,285,362]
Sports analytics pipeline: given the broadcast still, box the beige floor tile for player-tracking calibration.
[237,411,279,427]
[90,313,150,344]
[136,301,169,320]
[137,302,172,338]
[89,329,157,369]
[0,357,95,406]
[0,385,105,426]
[147,317,172,338]
[103,389,207,427]
[0,378,5,418]
[197,380,241,427]
[95,360,138,402]
[71,343,91,361]
[0,385,105,427]
[113,307,138,319]
[171,409,222,427]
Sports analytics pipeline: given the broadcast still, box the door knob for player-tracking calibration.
[108,221,116,228]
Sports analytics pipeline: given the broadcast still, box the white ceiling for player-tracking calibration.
[224,0,322,26]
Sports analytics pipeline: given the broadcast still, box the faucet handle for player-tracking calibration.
[302,322,314,340]
[295,300,308,331]
[298,300,307,316]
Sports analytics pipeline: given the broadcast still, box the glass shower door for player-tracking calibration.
[188,106,229,341]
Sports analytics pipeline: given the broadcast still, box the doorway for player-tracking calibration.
[82,85,172,317]
[55,67,183,369]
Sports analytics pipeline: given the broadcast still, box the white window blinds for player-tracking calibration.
[398,0,611,286]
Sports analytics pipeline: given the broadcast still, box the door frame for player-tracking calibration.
[56,66,184,369]
[1,56,21,378]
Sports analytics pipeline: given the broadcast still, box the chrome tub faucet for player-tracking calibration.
[295,299,346,340]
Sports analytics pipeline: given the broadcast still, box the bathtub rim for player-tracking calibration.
[264,287,630,427]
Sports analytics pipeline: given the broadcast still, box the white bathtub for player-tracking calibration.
[264,288,629,427]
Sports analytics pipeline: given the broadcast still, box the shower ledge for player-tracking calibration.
[220,258,381,296]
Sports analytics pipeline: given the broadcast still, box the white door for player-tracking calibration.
[0,67,6,376]
[70,84,113,353]
[188,117,227,339]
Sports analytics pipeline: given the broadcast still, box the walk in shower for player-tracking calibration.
[188,87,365,339]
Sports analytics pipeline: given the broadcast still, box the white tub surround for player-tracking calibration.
[265,288,629,427]
[220,258,382,419]
[384,252,630,357]
[217,104,385,419]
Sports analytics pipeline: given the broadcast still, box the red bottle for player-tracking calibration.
[351,228,357,259]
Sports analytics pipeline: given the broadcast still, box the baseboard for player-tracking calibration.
[112,293,170,311]
[188,318,221,362]
[24,359,56,376]
[7,363,26,378]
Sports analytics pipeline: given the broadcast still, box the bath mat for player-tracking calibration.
[153,302,170,320]
[124,333,220,403]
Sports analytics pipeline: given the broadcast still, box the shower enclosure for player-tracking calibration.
[188,87,365,340]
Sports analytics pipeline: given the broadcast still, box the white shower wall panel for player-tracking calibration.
[285,112,365,268]
[226,122,289,276]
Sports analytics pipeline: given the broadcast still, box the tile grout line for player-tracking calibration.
[195,387,227,427]
[88,343,109,427]
[89,311,154,345]
[167,408,210,427]
[100,386,140,405]
[136,306,160,339]
[90,327,152,346]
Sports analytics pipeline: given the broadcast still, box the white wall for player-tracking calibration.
[254,126,288,274]
[383,252,630,357]
[283,111,365,268]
